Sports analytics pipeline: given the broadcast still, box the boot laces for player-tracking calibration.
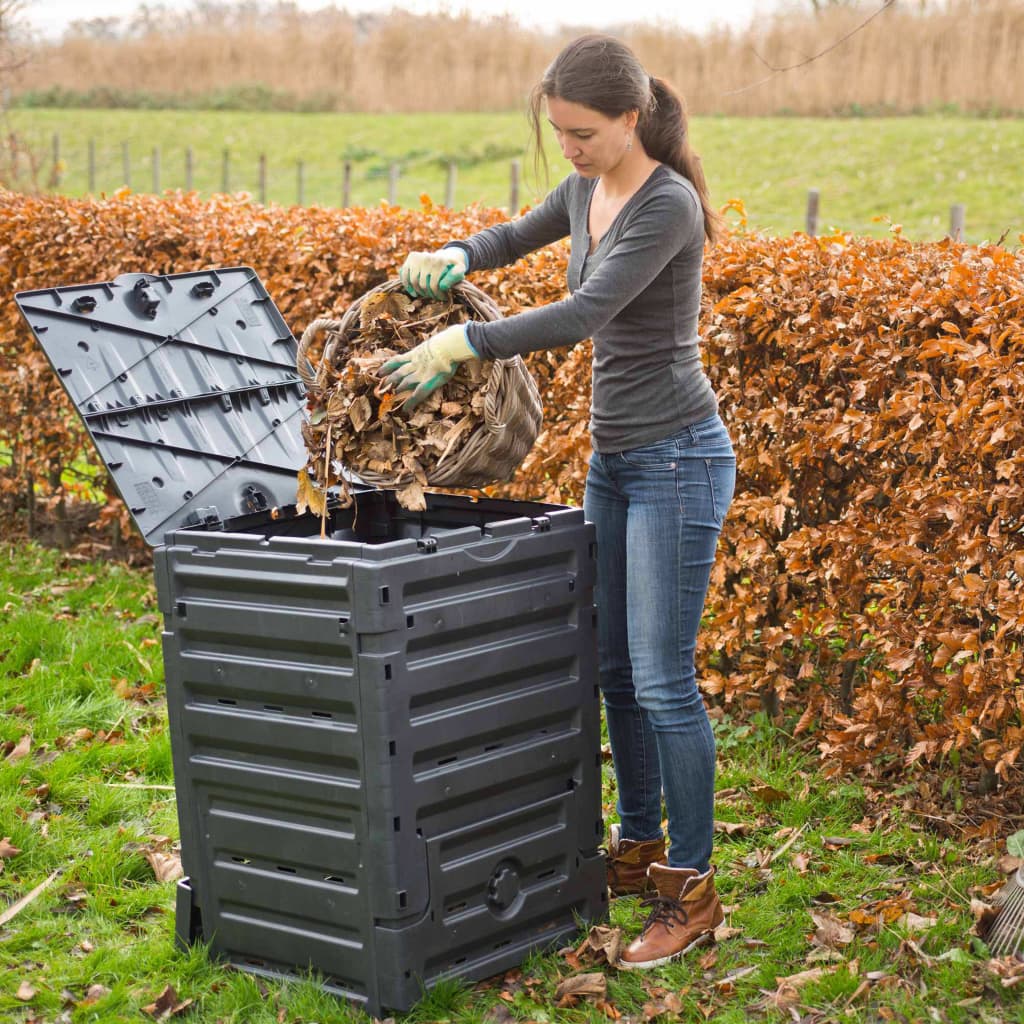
[639,894,690,932]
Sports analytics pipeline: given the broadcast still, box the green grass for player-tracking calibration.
[1,541,1021,1023]
[6,109,1024,244]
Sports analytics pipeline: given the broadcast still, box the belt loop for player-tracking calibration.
[687,422,698,445]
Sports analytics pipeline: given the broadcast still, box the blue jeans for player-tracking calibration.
[584,414,736,873]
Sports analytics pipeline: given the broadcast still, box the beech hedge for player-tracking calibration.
[2,188,1022,793]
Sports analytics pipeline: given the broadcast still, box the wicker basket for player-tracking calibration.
[296,278,542,490]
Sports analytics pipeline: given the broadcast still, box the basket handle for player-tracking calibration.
[296,318,343,391]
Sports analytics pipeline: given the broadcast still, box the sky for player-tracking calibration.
[20,0,776,40]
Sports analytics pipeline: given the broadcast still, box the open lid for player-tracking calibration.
[15,267,309,546]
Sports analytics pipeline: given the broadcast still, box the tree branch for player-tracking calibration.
[723,0,897,97]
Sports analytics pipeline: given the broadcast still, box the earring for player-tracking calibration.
[626,134,633,152]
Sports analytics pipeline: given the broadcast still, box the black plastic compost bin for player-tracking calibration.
[16,267,607,1015]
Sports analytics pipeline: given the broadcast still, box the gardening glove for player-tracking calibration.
[379,324,479,410]
[400,247,468,298]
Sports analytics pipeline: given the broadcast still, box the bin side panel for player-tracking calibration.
[157,546,375,999]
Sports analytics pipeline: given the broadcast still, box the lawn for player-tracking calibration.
[1,540,1021,1023]
[6,110,1024,245]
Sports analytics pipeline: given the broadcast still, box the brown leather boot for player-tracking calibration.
[618,864,725,969]
[605,823,667,898]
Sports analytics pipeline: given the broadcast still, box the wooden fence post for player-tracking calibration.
[185,147,193,192]
[152,146,160,194]
[806,188,820,237]
[950,203,965,241]
[509,158,520,213]
[88,138,96,193]
[388,162,399,204]
[258,153,267,205]
[221,148,230,193]
[342,160,352,207]
[52,133,61,187]
[445,161,457,208]
[122,141,130,189]
[297,160,305,206]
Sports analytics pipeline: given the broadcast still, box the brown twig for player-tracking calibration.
[0,869,62,927]
[723,0,897,97]
[320,422,331,539]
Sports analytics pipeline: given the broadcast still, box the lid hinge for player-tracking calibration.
[186,506,223,530]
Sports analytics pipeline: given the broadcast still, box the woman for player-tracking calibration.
[381,33,736,969]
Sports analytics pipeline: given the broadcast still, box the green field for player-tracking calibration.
[8,109,1024,244]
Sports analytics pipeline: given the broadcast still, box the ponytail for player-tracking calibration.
[640,77,722,244]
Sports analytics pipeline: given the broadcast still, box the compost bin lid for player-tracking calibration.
[15,267,309,546]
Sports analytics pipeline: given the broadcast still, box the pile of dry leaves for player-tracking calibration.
[298,283,537,512]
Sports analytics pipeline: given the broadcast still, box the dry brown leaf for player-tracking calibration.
[573,924,623,967]
[0,837,21,859]
[898,912,937,931]
[749,783,788,805]
[6,734,31,763]
[810,909,855,948]
[16,981,36,1001]
[763,967,828,1010]
[349,395,373,432]
[395,480,426,511]
[713,820,750,838]
[554,972,607,1004]
[143,849,184,884]
[972,898,1001,938]
[142,984,194,1020]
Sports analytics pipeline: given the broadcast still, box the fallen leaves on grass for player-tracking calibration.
[3,734,31,763]
[16,980,36,1001]
[564,924,624,969]
[142,984,194,1020]
[143,850,184,883]
[553,971,607,1006]
[0,836,22,860]
[713,820,751,839]
[986,957,1024,988]
[641,986,686,1018]
[809,909,855,950]
[125,836,184,883]
[551,972,622,1018]
[759,966,829,1011]
[112,677,160,704]
[748,782,789,805]
[80,984,112,1006]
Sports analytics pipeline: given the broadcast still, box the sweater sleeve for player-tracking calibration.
[467,181,701,360]
[446,174,573,272]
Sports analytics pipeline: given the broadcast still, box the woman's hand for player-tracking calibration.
[400,248,468,298]
[378,324,479,410]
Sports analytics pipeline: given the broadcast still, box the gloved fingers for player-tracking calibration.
[379,354,410,375]
[401,252,463,298]
[400,253,432,297]
[382,364,420,392]
[399,255,419,296]
[403,372,451,411]
[436,262,465,293]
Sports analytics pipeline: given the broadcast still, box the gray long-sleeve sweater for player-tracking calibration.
[448,163,718,453]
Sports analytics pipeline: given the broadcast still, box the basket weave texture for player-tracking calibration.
[297,278,542,491]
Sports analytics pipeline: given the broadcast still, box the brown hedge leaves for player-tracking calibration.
[1,187,1022,795]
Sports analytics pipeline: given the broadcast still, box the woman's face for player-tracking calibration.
[545,96,637,178]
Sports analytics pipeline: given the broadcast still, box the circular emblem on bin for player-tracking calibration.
[487,861,522,915]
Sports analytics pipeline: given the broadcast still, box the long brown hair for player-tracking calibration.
[529,33,721,243]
